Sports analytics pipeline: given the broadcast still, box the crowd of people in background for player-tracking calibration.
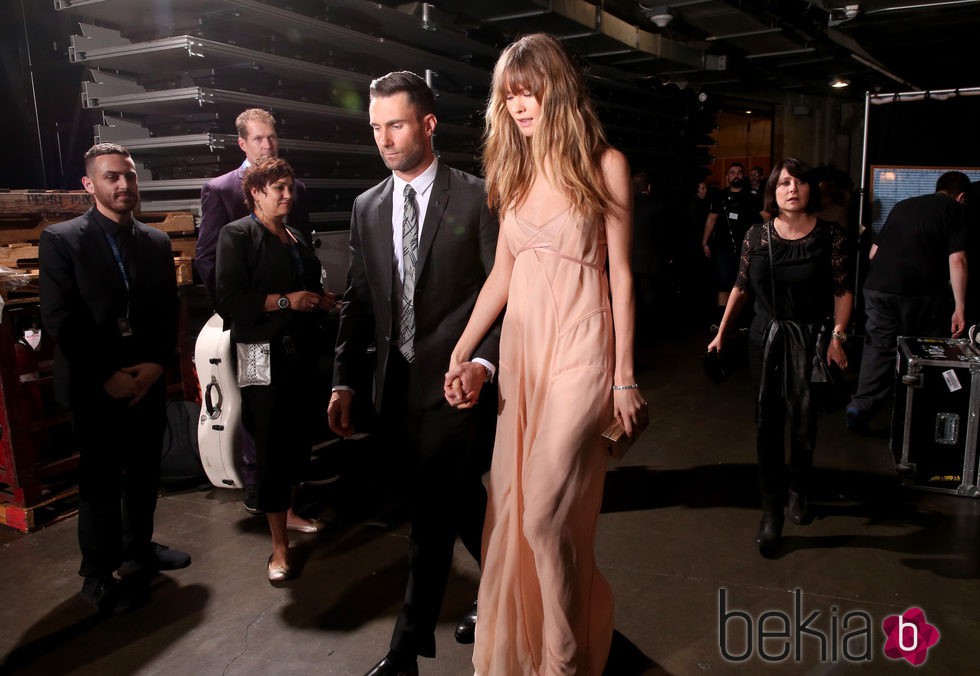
[631,160,979,343]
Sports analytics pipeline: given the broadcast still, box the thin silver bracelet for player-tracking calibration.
[611,383,640,390]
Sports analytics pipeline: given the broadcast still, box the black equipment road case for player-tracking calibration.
[891,337,980,497]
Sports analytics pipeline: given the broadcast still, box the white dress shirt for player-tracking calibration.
[391,159,494,381]
[391,160,439,283]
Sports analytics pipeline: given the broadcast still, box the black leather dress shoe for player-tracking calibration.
[788,490,812,525]
[119,542,190,580]
[81,575,142,615]
[364,655,418,676]
[151,542,192,570]
[755,512,784,556]
[455,601,478,644]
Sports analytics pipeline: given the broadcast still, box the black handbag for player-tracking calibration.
[810,322,848,412]
[703,333,744,384]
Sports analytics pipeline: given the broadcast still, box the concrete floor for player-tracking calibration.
[0,334,977,675]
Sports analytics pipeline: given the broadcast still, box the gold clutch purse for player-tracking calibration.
[602,412,648,461]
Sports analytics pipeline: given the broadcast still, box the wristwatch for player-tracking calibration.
[277,295,290,310]
[831,329,848,343]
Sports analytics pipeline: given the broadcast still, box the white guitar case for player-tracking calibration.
[195,313,244,488]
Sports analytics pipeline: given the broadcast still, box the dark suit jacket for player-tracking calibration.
[39,207,178,406]
[215,215,324,344]
[196,163,310,300]
[333,163,500,411]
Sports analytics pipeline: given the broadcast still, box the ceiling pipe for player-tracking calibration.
[706,27,782,41]
[745,47,816,59]
[851,53,919,89]
[802,0,920,89]
[864,0,980,15]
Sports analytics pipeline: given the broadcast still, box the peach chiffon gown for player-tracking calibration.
[473,204,615,675]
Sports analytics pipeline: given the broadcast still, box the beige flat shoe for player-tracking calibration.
[286,517,326,533]
[267,555,292,582]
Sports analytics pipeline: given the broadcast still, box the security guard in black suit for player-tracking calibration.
[39,143,190,614]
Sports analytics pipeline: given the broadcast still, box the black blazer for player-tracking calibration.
[215,215,324,344]
[39,207,178,405]
[333,163,500,411]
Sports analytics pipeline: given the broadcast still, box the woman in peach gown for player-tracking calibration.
[444,34,646,675]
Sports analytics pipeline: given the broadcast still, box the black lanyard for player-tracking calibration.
[103,229,130,291]
[102,226,133,319]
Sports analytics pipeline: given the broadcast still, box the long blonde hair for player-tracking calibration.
[483,33,613,225]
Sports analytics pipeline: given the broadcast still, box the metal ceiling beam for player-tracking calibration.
[515,0,721,71]
[745,47,816,59]
[706,27,782,41]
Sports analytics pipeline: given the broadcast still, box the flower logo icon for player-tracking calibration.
[882,608,940,666]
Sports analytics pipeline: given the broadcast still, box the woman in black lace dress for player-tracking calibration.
[708,158,853,555]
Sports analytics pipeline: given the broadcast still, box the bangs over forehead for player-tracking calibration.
[496,44,547,98]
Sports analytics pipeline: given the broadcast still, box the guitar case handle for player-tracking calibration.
[204,376,222,419]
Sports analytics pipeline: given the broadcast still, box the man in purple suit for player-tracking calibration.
[195,108,310,301]
[195,108,310,513]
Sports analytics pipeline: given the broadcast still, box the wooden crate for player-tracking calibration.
[175,257,194,286]
[140,211,196,235]
[0,301,80,516]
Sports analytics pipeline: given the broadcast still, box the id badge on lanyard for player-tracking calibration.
[104,228,133,338]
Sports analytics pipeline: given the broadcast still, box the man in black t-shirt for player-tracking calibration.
[702,162,763,315]
[847,171,970,431]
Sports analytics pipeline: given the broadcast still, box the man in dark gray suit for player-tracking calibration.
[40,143,190,615]
[328,72,499,676]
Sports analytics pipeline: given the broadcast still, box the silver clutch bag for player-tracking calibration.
[236,342,272,387]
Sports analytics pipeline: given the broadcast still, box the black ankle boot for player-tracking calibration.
[788,490,812,525]
[755,512,784,554]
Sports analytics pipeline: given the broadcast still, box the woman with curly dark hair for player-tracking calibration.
[216,157,334,580]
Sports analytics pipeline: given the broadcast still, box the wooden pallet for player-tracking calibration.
[0,190,93,219]
[0,485,78,533]
[0,211,195,246]
[0,243,37,269]
[0,196,198,286]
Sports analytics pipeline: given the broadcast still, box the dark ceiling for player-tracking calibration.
[401,0,980,100]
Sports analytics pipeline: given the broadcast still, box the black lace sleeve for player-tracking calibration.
[828,220,852,295]
[735,223,766,291]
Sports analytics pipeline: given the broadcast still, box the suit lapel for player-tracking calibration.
[129,221,150,291]
[416,164,450,281]
[373,178,395,299]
